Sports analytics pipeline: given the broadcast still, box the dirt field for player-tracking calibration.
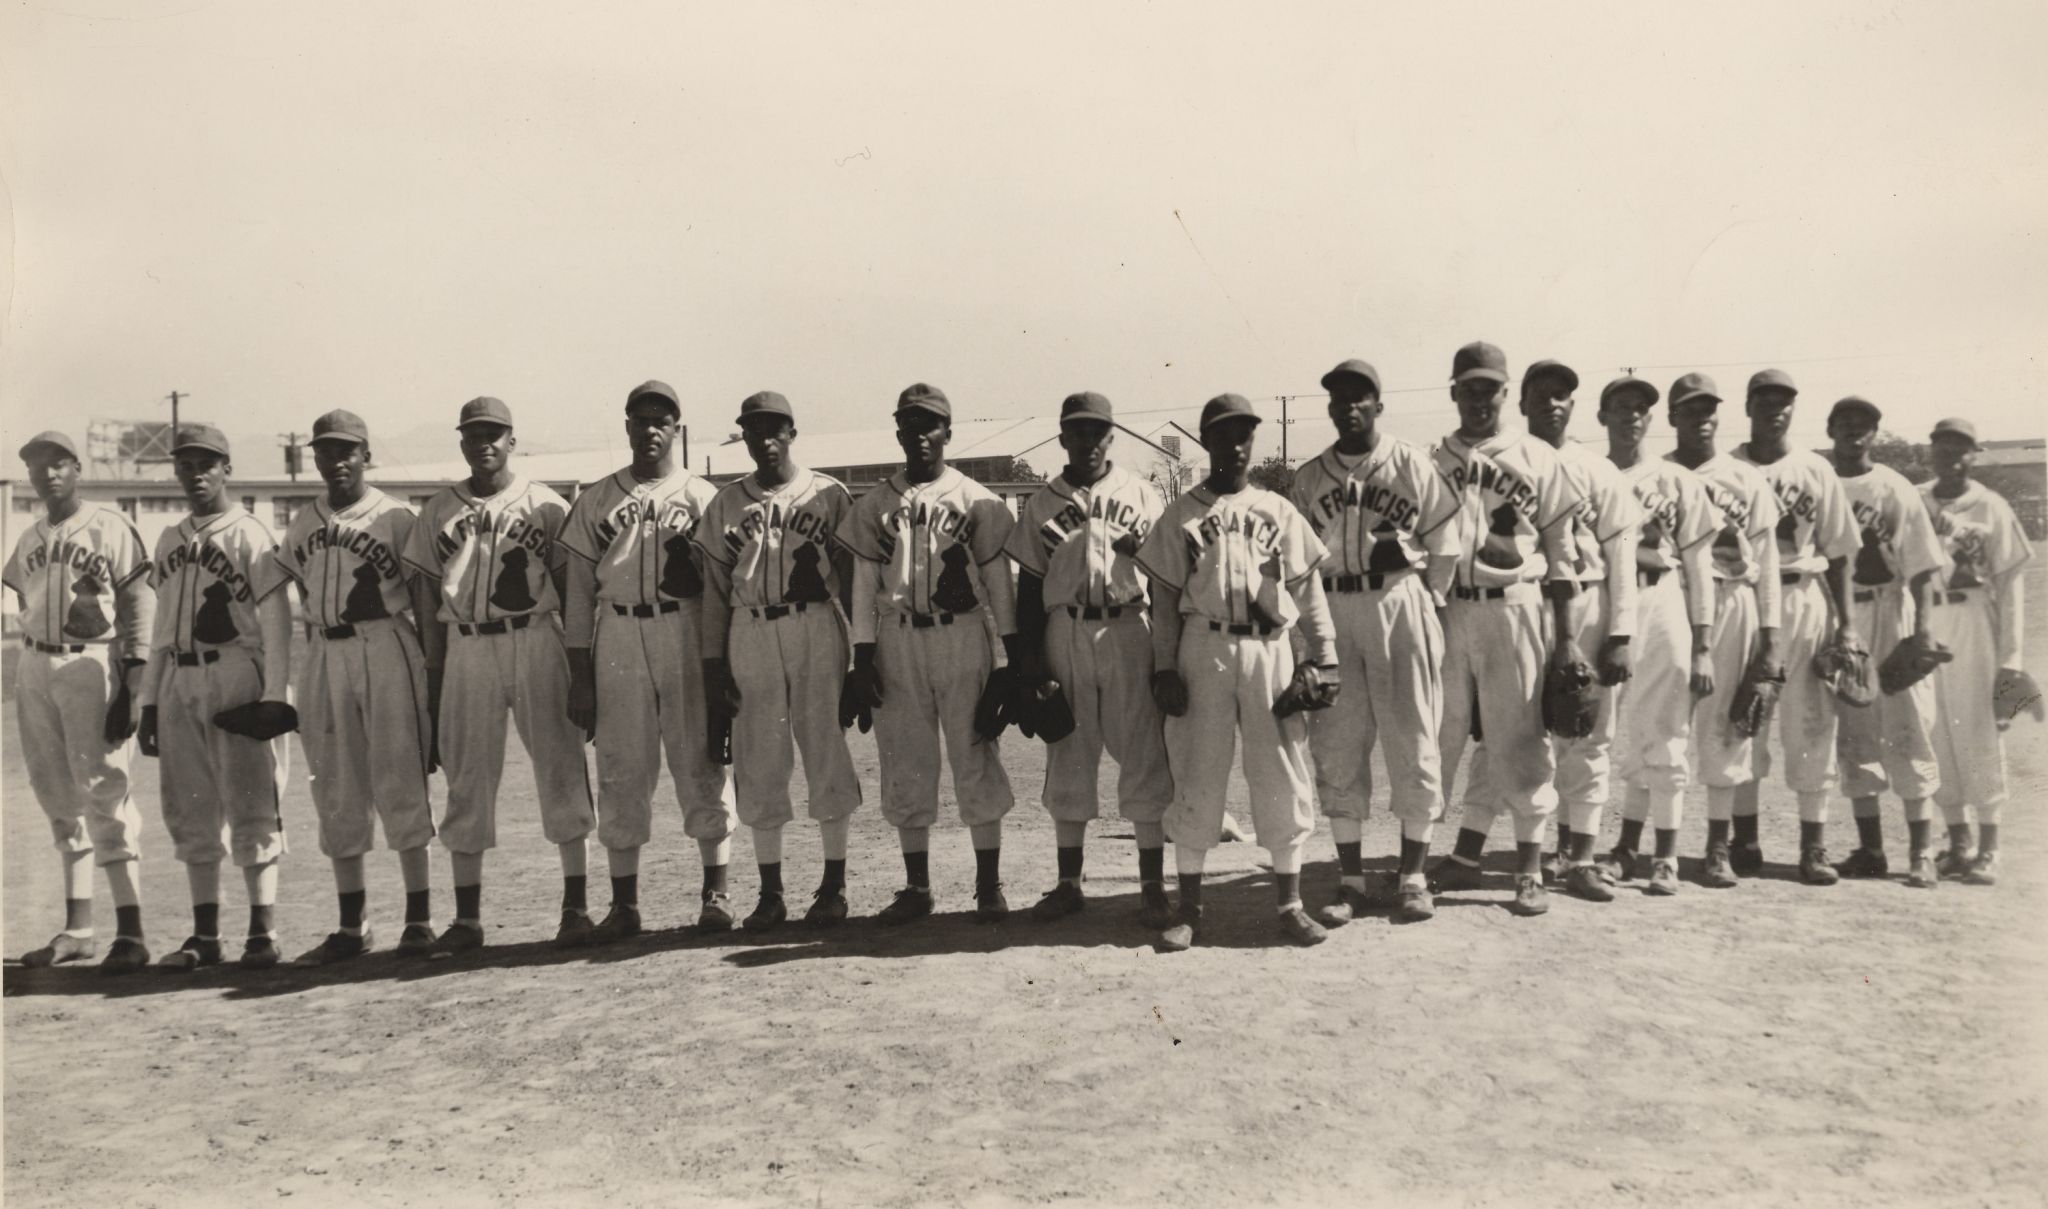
[7,580,2048,1208]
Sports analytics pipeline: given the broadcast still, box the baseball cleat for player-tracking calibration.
[1428,856,1484,894]
[1935,846,1976,880]
[1315,884,1373,928]
[99,937,150,975]
[1508,875,1550,916]
[552,909,595,949]
[975,883,1010,923]
[1645,859,1680,896]
[1598,847,1642,883]
[876,887,933,926]
[697,892,738,934]
[804,888,850,926]
[591,903,644,943]
[1964,851,1999,885]
[1541,850,1570,888]
[157,935,224,971]
[239,934,282,970]
[1730,841,1765,876]
[1158,906,1203,952]
[425,922,485,960]
[21,932,97,968]
[1392,879,1436,922]
[395,923,437,956]
[1277,906,1328,946]
[293,926,374,967]
[1030,881,1085,922]
[1701,843,1739,889]
[1563,864,1615,902]
[1834,848,1889,879]
[1905,855,1939,889]
[1138,882,1176,930]
[1799,847,1840,885]
[741,895,785,933]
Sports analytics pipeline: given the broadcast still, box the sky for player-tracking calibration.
[2,0,2044,479]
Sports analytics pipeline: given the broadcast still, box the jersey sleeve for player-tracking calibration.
[1532,445,1582,533]
[685,475,719,535]
[243,517,290,603]
[1278,498,1329,584]
[106,515,152,589]
[691,487,739,568]
[1672,470,1722,551]
[1286,464,1320,531]
[1002,489,1050,574]
[1811,467,1861,561]
[1893,477,1948,583]
[968,492,1015,566]
[1591,463,1641,545]
[556,481,607,564]
[1988,493,2036,578]
[1134,497,1190,591]
[836,491,887,563]
[1,530,26,595]
[536,490,572,576]
[401,496,446,580]
[262,509,312,590]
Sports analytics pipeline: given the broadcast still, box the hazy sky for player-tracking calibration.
[3,0,2043,477]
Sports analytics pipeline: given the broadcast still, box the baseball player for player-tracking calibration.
[402,397,595,956]
[1919,417,2034,885]
[694,391,861,931]
[837,384,1020,924]
[1287,361,1456,925]
[1732,369,1862,884]
[1593,377,1724,896]
[1427,343,1593,918]
[561,381,737,942]
[1136,392,1339,950]
[1005,391,1175,929]
[135,424,294,970]
[1826,396,1950,888]
[261,410,440,965]
[6,431,155,973]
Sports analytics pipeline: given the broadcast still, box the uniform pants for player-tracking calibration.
[1165,624,1314,868]
[1839,588,1939,801]
[17,645,140,863]
[874,613,1014,829]
[1440,584,1557,842]
[1927,592,2005,818]
[1614,573,1694,796]
[592,607,734,849]
[1040,609,1172,824]
[1309,574,1443,829]
[1755,574,1839,795]
[730,606,860,829]
[298,620,435,858]
[1691,580,1760,789]
[158,646,288,867]
[1466,585,1615,836]
[439,619,595,854]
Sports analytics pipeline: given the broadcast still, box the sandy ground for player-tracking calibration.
[6,576,2047,1208]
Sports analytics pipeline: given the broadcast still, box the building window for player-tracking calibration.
[242,496,258,516]
[117,498,137,519]
[274,496,316,530]
[12,492,37,514]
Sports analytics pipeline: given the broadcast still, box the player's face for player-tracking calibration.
[1325,383,1380,439]
[1202,417,1259,479]
[459,423,515,475]
[896,410,949,472]
[1746,389,1796,442]
[741,415,796,472]
[1597,395,1655,450]
[1828,412,1879,461]
[1670,398,1719,451]
[1452,379,1507,437]
[312,439,367,495]
[1521,385,1575,444]
[174,450,232,511]
[25,450,80,507]
[1058,420,1114,475]
[1929,433,1978,481]
[626,402,680,466]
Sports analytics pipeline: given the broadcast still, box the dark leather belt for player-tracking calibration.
[1453,585,1509,602]
[1931,590,1973,606]
[908,611,957,629]
[1323,573,1389,593]
[174,649,221,667]
[24,638,86,655]
[1781,571,1807,585]
[321,624,358,640]
[1209,620,1277,637]
[752,602,811,620]
[611,601,681,618]
[1066,605,1127,620]
[1852,589,1879,604]
[457,615,534,637]
[1637,568,1664,587]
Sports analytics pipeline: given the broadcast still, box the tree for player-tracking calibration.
[986,456,1046,484]
[1865,431,1933,483]
[1247,454,1295,496]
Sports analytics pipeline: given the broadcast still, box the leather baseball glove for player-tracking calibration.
[1150,669,1189,718]
[1272,663,1339,719]
[1541,656,1599,739]
[973,666,1021,742]
[1994,667,2045,728]
[1727,656,1787,739]
[1031,680,1077,743]
[1877,634,1953,696]
[212,700,300,742]
[1813,635,1875,708]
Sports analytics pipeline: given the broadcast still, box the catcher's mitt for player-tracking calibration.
[1813,637,1875,708]
[1151,669,1189,718]
[974,666,1020,742]
[1025,679,1077,744]
[1727,658,1787,739]
[212,700,299,742]
[1272,663,1339,719]
[1878,635,1953,696]
[1541,657,1599,739]
[1994,667,2045,728]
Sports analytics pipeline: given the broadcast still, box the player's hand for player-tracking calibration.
[1150,669,1189,718]
[137,705,160,758]
[1689,649,1715,699]
[104,683,137,746]
[850,644,884,708]
[1832,623,1865,658]
[1595,636,1632,687]
[566,663,597,743]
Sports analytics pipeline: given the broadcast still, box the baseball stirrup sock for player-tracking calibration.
[756,865,782,897]
[612,874,640,907]
[562,875,588,912]
[974,847,1001,893]
[193,902,220,937]
[404,890,431,925]
[821,858,847,893]
[1137,847,1164,884]
[115,904,144,940]
[339,889,366,930]
[454,884,482,922]
[1056,846,1083,882]
[1855,814,1883,851]
[1336,842,1363,878]
[1732,812,1759,846]
[701,864,728,895]
[63,897,92,932]
[248,904,275,937]
[1654,829,1678,859]
[1616,818,1644,856]
[903,851,930,891]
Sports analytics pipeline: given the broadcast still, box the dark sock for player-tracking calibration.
[1707,819,1730,850]
[115,904,143,939]
[404,889,430,925]
[702,864,728,896]
[454,883,481,922]
[1654,828,1678,860]
[1855,814,1883,852]
[339,889,366,930]
[1907,818,1931,857]
[1137,846,1165,884]
[194,901,220,937]
[756,865,782,897]
[1733,812,1760,846]
[1514,841,1541,877]
[1948,823,1972,852]
[1568,830,1597,862]
[1176,873,1203,913]
[974,846,1001,893]
[821,858,847,893]
[1056,846,1083,882]
[1980,824,1999,853]
[1617,818,1645,854]
[1800,821,1824,851]
[1452,827,1486,862]
[1556,825,1573,856]
[612,874,640,907]
[63,897,91,932]
[562,875,587,913]
[1398,836,1428,879]
[903,850,929,890]
[248,904,275,937]
[1275,872,1301,908]
[1336,841,1363,878]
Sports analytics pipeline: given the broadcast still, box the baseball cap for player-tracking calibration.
[1059,391,1114,426]
[1747,368,1797,398]
[627,379,681,417]
[17,430,79,463]
[310,409,370,445]
[895,383,952,421]
[1929,417,1979,447]
[171,423,232,458]
[1198,393,1261,432]
[1522,359,1579,396]
[736,391,795,425]
[1668,373,1722,409]
[1320,359,1382,395]
[457,397,514,430]
[1598,376,1660,410]
[1451,341,1509,385]
[1829,396,1882,424]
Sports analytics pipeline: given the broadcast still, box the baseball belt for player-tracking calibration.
[1929,590,1974,606]
[1452,585,1509,602]
[1207,620,1278,637]
[1064,605,1129,620]
[610,601,681,618]
[749,602,812,621]
[904,611,959,629]
[456,615,535,637]
[23,638,86,655]
[173,649,222,667]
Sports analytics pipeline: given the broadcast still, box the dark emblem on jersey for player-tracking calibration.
[491,548,537,612]
[1476,503,1524,570]
[194,581,240,644]
[785,542,831,603]
[1713,524,1742,560]
[1366,520,1411,576]
[1852,526,1892,586]
[658,533,703,599]
[1640,516,1667,554]
[932,544,980,613]
[341,562,390,623]
[63,575,112,639]
[1248,550,1286,630]
[1776,510,1798,550]
[1112,531,1141,558]
[1937,514,1986,589]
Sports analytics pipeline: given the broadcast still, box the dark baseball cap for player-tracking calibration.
[457,397,514,430]
[1320,359,1382,395]
[736,391,795,425]
[17,430,79,463]
[627,380,681,417]
[1199,393,1261,432]
[1451,341,1509,385]
[171,422,232,457]
[1598,376,1660,410]
[310,409,370,445]
[1668,373,1722,409]
[895,383,952,421]
[1929,417,1979,447]
[1059,391,1114,426]
[1829,396,1882,424]
[1522,359,1579,396]
[1747,368,1797,398]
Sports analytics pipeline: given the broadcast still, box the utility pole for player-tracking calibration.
[166,390,186,446]
[1279,395,1290,464]
[282,433,303,481]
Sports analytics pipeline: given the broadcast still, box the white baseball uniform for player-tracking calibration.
[402,476,594,854]
[1836,464,1948,801]
[1431,429,1582,842]
[694,467,860,830]
[1135,483,1331,862]
[1006,464,1172,825]
[1684,453,1783,789]
[1288,438,1457,832]
[1920,478,2032,820]
[839,467,1017,830]
[142,507,292,866]
[4,501,152,863]
[261,488,435,859]
[1735,444,1861,799]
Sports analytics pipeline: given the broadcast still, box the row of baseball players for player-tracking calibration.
[7,342,2034,971]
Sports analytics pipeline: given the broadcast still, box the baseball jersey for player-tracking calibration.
[559,467,719,607]
[1556,441,1643,588]
[1621,457,1724,623]
[837,468,1014,618]
[1920,479,2032,593]
[1135,484,1327,631]
[1289,437,1458,595]
[1838,464,1947,591]
[147,507,283,654]
[402,476,569,624]
[695,468,854,609]
[1005,464,1163,610]
[1431,430,1581,590]
[260,488,418,628]
[2,501,150,647]
[1733,444,1860,576]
